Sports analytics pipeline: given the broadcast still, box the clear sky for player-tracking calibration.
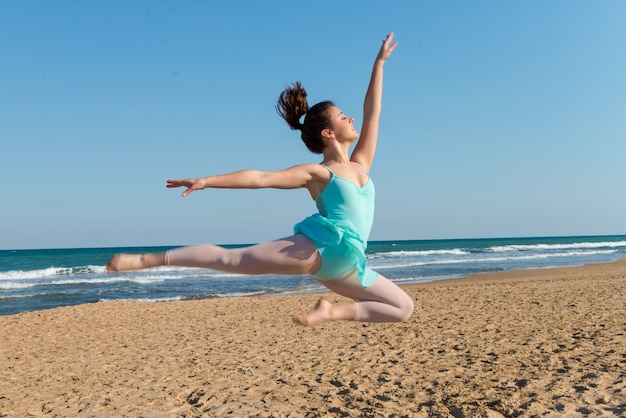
[1,1,625,250]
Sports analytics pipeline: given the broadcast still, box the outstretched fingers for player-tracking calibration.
[378,32,398,61]
[166,178,202,197]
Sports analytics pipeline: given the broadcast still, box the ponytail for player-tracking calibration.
[276,82,308,131]
[276,82,334,154]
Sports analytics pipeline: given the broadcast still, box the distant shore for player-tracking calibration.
[1,259,625,416]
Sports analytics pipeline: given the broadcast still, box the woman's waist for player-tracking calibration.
[321,214,372,234]
[303,214,372,242]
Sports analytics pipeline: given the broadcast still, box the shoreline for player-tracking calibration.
[420,257,626,285]
[1,260,625,416]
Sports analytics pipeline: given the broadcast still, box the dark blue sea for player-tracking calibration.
[1,235,625,316]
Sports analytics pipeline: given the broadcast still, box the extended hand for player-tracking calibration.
[378,32,398,62]
[166,178,204,197]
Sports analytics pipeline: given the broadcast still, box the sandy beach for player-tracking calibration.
[1,260,625,417]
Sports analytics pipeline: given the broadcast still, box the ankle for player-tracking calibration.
[143,253,166,268]
[332,301,358,322]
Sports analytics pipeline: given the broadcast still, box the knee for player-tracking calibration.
[396,293,414,322]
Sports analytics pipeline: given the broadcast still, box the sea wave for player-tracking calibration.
[0,265,105,280]
[0,265,247,289]
[488,241,626,252]
[369,249,470,258]
[2,236,625,316]
[369,249,617,270]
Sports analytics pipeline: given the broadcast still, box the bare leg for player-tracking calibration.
[106,237,413,326]
[293,271,414,326]
[106,235,321,276]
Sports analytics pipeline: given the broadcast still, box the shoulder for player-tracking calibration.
[288,163,332,181]
[265,163,331,189]
[290,163,332,198]
[254,163,328,190]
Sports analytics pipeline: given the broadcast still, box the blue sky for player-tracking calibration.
[1,1,625,250]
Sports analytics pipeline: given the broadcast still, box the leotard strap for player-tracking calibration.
[320,164,334,175]
[320,162,370,175]
[352,161,369,175]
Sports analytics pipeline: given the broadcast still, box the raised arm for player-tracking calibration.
[166,164,329,197]
[351,32,398,171]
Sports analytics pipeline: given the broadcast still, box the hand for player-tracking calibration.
[377,32,398,62]
[166,178,205,197]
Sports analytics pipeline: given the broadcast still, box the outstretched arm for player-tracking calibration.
[166,164,326,197]
[351,32,398,171]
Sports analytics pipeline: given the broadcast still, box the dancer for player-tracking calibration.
[107,32,414,326]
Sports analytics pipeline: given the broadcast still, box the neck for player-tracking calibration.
[322,143,351,165]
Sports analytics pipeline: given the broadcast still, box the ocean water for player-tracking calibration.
[1,235,625,316]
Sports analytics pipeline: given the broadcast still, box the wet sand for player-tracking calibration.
[1,260,625,417]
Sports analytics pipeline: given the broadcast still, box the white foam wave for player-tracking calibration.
[99,296,185,303]
[489,241,626,252]
[370,249,617,270]
[0,265,106,281]
[390,276,459,284]
[0,264,250,290]
[370,249,470,258]
[0,276,165,290]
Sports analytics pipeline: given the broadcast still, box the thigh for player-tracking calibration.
[319,272,408,305]
[314,242,356,280]
[235,234,322,275]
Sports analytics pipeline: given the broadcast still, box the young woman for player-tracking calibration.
[107,32,414,326]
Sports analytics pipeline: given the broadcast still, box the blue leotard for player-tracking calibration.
[294,164,378,287]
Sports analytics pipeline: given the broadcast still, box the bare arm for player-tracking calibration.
[166,164,327,197]
[351,32,398,171]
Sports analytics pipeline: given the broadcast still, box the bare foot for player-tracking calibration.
[106,253,163,272]
[293,298,333,326]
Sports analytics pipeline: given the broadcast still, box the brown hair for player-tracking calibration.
[276,82,334,154]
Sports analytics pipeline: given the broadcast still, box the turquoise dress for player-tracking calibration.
[294,164,378,287]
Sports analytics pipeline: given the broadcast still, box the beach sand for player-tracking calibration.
[1,260,625,417]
